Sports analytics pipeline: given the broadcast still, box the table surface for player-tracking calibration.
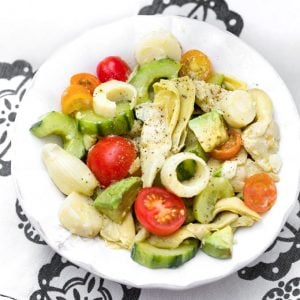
[0,0,299,299]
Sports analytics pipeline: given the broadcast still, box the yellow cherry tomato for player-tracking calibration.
[179,49,213,81]
[61,84,93,115]
[70,73,100,94]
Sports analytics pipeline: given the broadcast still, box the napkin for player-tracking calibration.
[0,0,299,299]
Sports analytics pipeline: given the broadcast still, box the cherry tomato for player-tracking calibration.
[179,49,213,81]
[243,173,277,213]
[70,73,100,94]
[96,56,131,82]
[134,187,186,236]
[87,136,135,187]
[61,84,93,115]
[210,129,242,161]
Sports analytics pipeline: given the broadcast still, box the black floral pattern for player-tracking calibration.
[238,195,300,281]
[120,285,141,300]
[15,199,46,245]
[139,0,244,36]
[30,253,141,300]
[0,60,34,176]
[262,277,300,300]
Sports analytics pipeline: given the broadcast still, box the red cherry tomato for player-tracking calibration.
[96,56,131,82]
[87,136,135,187]
[134,187,186,236]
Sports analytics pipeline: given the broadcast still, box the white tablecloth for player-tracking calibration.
[0,0,299,299]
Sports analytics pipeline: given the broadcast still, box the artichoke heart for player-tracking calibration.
[140,79,180,187]
[213,197,261,221]
[231,215,255,229]
[153,79,180,135]
[171,76,196,153]
[100,212,135,250]
[59,192,103,238]
[242,89,281,173]
[147,212,239,249]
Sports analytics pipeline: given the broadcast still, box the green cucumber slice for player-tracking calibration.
[131,239,199,269]
[30,111,85,158]
[129,58,181,104]
[76,101,134,136]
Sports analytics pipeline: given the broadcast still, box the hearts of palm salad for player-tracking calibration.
[30,31,281,269]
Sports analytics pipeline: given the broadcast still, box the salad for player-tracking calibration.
[30,31,281,269]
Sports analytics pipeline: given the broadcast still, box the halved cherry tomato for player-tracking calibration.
[96,56,131,82]
[243,173,277,213]
[134,187,186,236]
[87,136,135,187]
[61,84,93,114]
[70,73,100,94]
[210,129,242,161]
[179,49,213,81]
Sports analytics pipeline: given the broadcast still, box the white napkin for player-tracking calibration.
[0,0,299,299]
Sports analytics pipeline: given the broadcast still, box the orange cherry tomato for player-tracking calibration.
[61,84,93,115]
[179,49,213,81]
[134,187,186,236]
[243,173,277,213]
[70,73,100,94]
[210,129,242,161]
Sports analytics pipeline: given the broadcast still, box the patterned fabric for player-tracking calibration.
[1,0,299,299]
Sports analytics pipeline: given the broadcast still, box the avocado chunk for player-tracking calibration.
[30,111,85,158]
[201,226,233,259]
[131,239,200,269]
[176,141,208,181]
[185,141,208,162]
[188,111,228,152]
[76,101,134,136]
[129,58,181,104]
[193,177,234,223]
[94,177,142,224]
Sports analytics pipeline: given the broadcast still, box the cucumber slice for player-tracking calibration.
[76,101,134,136]
[131,239,199,269]
[30,111,85,158]
[129,58,181,104]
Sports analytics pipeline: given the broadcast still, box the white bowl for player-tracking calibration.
[12,15,300,289]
